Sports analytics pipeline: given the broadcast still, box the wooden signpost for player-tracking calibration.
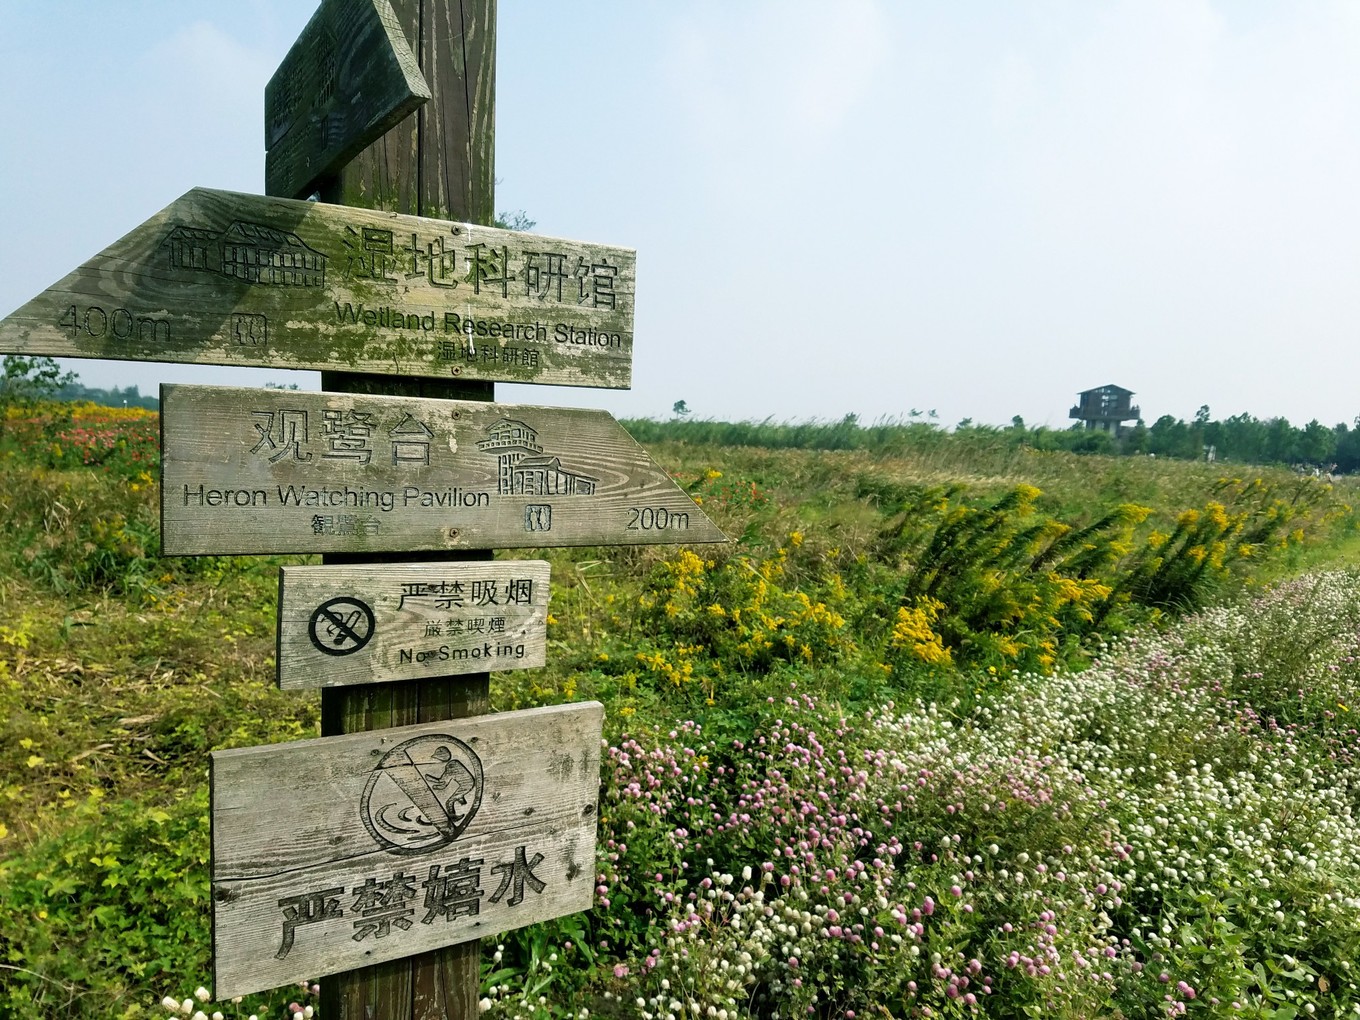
[276,561,550,689]
[160,383,723,555]
[0,188,635,389]
[210,702,603,997]
[306,4,506,1015]
[0,2,723,1016]
[266,0,432,200]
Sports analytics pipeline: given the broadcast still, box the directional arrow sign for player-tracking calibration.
[210,702,603,998]
[0,188,634,389]
[266,0,431,200]
[160,384,725,555]
[277,561,551,690]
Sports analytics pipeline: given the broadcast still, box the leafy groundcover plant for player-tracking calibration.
[482,572,1360,1019]
[6,409,1360,1019]
[141,588,1360,1019]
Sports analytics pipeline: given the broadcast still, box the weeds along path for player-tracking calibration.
[3,412,1360,1016]
[586,571,1360,1019]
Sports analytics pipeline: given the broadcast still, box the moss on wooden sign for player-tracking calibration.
[0,188,634,389]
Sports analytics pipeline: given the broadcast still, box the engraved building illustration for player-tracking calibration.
[477,419,597,496]
[221,222,327,286]
[160,221,328,287]
[161,226,220,272]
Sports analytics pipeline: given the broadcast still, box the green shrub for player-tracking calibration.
[0,791,211,1017]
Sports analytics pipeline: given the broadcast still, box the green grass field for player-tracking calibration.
[2,406,1360,1019]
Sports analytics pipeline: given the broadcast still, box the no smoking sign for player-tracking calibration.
[277,563,551,690]
[309,597,376,656]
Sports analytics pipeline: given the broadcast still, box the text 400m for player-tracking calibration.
[626,506,690,531]
[60,305,169,344]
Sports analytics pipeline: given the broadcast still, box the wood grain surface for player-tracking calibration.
[299,5,502,1017]
[265,0,431,200]
[318,0,495,224]
[160,384,725,555]
[210,702,603,998]
[277,561,549,689]
[0,188,633,389]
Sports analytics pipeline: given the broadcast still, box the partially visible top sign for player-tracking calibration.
[265,0,431,200]
[0,188,633,388]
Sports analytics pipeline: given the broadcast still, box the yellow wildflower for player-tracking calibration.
[889,600,952,666]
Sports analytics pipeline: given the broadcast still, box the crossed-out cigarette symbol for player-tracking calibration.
[308,596,375,656]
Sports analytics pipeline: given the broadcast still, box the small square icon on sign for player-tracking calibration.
[524,505,552,532]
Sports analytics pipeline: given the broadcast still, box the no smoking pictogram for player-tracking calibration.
[309,597,375,656]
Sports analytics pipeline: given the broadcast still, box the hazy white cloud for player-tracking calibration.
[6,3,1360,427]
[662,0,889,158]
[147,20,278,119]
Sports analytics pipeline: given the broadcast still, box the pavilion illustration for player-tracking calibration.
[477,418,597,496]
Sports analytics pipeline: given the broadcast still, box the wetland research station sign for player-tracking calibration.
[0,188,635,389]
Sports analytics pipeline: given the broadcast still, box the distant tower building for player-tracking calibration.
[1069,384,1140,437]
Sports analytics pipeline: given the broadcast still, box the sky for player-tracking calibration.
[2,1,1359,429]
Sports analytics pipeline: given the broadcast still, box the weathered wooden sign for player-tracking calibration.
[210,702,603,998]
[160,384,725,555]
[266,0,432,200]
[277,561,549,689]
[0,188,633,389]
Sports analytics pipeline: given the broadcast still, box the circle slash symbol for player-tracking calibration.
[309,596,375,656]
[361,734,484,855]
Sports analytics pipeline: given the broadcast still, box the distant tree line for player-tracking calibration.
[54,381,158,410]
[1018,405,1360,472]
[19,355,1359,472]
[626,404,1360,473]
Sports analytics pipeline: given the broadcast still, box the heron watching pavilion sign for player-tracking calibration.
[160,384,723,555]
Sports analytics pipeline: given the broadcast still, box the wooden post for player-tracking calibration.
[277,2,496,1016]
